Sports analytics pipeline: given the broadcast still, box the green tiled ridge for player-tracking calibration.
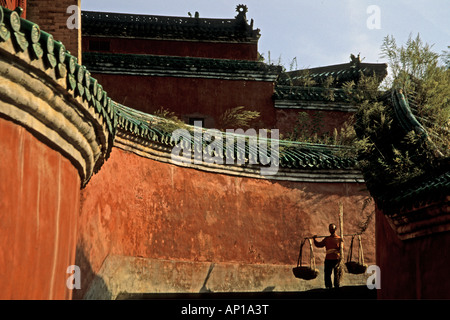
[0,6,117,138]
[82,51,282,76]
[114,102,357,171]
[279,62,388,87]
[274,85,351,103]
[378,169,450,214]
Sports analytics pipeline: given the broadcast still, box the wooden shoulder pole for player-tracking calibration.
[337,201,345,283]
[339,201,344,257]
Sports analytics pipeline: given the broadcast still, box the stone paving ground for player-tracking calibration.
[114,286,377,318]
[117,285,377,300]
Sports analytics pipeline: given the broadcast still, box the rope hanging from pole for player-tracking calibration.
[293,202,370,280]
[345,234,368,274]
[292,238,319,280]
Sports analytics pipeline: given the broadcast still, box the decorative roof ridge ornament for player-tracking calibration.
[349,53,361,69]
[82,7,261,43]
[235,4,248,20]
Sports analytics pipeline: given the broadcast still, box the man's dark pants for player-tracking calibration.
[324,259,340,289]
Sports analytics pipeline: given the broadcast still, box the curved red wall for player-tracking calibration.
[0,117,80,299]
[76,146,375,298]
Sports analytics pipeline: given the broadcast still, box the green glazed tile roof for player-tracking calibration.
[82,51,282,80]
[360,89,449,212]
[279,62,388,87]
[0,6,116,136]
[113,102,357,171]
[0,5,117,185]
[378,169,450,215]
[274,60,387,104]
[82,8,260,43]
[274,85,351,103]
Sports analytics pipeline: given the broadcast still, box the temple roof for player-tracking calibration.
[274,85,351,103]
[353,85,449,239]
[81,5,260,43]
[274,55,388,107]
[377,168,449,214]
[82,52,282,81]
[279,59,388,87]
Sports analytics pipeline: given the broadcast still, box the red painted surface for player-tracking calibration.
[83,36,258,61]
[92,75,353,136]
[376,209,450,299]
[92,73,277,129]
[76,147,375,298]
[0,1,27,17]
[0,117,80,300]
[275,109,353,137]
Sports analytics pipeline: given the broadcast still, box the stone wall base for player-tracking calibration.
[83,255,370,300]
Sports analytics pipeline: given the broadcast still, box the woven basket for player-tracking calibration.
[292,266,319,280]
[345,261,367,274]
[346,235,367,275]
[293,238,319,280]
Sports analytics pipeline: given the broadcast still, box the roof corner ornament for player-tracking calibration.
[235,4,248,19]
[187,11,199,18]
[350,53,361,68]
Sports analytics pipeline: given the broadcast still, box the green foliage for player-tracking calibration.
[283,111,359,160]
[354,34,449,194]
[380,34,449,156]
[381,34,440,88]
[322,76,335,101]
[342,72,384,104]
[150,106,188,133]
[285,111,324,143]
[152,106,182,122]
[282,69,316,88]
[443,46,450,69]
[354,101,392,142]
[217,106,261,130]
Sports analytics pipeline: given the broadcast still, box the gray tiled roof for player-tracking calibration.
[81,9,260,43]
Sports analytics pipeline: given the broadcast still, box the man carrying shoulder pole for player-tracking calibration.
[313,224,344,289]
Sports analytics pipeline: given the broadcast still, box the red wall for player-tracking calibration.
[275,109,354,138]
[76,146,375,298]
[2,1,27,17]
[92,73,277,129]
[83,37,258,61]
[92,74,352,136]
[0,117,80,300]
[376,209,450,299]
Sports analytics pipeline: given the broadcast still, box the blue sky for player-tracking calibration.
[82,1,450,69]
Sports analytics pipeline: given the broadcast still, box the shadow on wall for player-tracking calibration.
[199,263,215,293]
[72,242,111,300]
[197,263,279,294]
